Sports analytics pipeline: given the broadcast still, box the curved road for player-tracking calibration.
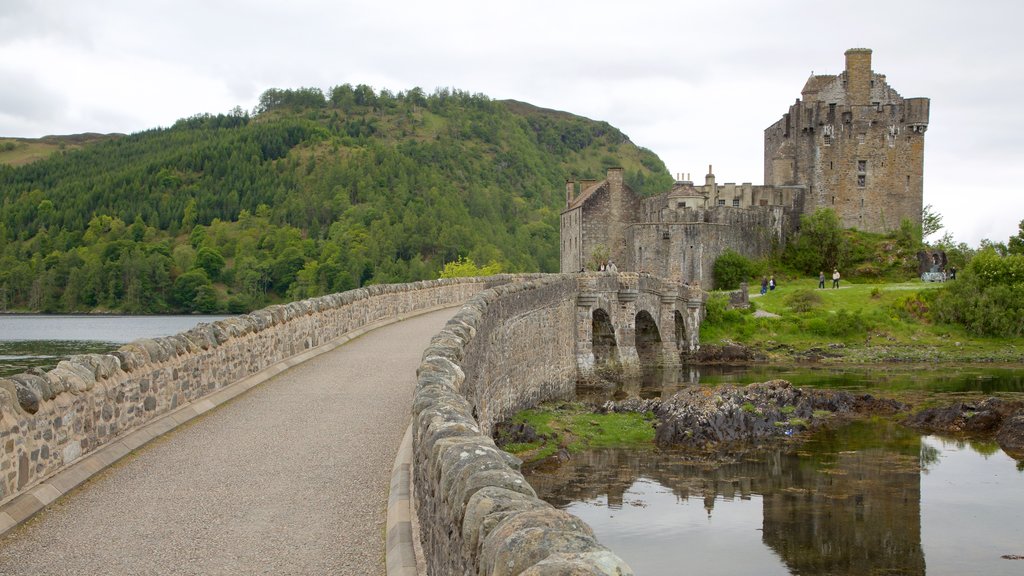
[0,307,455,576]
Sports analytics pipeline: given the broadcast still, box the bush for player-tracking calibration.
[702,294,744,326]
[891,292,930,323]
[713,250,757,290]
[784,289,823,313]
[929,249,1024,337]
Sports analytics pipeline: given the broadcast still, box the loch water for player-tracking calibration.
[0,315,230,377]
[527,364,1024,575]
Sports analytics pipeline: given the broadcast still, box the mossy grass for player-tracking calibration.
[501,402,656,462]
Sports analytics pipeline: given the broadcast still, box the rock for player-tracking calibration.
[905,398,1023,435]
[996,414,1024,459]
[610,380,908,449]
[693,344,767,363]
[494,421,540,447]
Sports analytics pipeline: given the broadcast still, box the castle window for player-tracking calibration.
[824,134,832,145]
[732,198,740,207]
[717,199,725,206]
[857,174,866,187]
[857,160,867,172]
[759,199,768,206]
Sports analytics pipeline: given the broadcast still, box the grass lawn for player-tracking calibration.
[701,279,1024,363]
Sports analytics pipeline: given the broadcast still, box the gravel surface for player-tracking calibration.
[0,308,455,576]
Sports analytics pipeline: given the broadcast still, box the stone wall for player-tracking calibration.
[626,206,790,288]
[412,275,633,575]
[0,277,519,505]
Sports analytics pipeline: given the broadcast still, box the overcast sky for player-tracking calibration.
[2,0,1021,246]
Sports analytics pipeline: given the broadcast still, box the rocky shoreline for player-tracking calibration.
[597,380,1024,459]
[603,380,905,449]
[692,342,1024,364]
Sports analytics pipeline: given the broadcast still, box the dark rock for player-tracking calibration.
[905,398,1023,435]
[608,380,907,449]
[494,421,540,447]
[692,344,767,363]
[996,414,1024,459]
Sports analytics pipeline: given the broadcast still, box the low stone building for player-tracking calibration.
[560,167,799,288]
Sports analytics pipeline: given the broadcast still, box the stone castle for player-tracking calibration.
[560,48,930,287]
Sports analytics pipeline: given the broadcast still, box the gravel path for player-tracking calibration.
[0,308,455,576]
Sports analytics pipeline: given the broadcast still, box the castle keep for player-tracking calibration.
[560,48,929,287]
[765,48,929,232]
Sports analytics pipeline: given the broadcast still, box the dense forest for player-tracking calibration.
[0,86,673,313]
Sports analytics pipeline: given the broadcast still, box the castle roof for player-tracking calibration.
[567,180,605,210]
[801,74,836,98]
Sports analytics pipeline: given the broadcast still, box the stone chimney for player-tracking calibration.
[845,48,872,106]
[705,164,715,188]
[565,180,575,207]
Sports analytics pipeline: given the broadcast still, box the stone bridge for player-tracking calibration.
[573,272,703,375]
[0,272,704,575]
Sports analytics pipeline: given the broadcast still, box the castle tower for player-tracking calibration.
[763,48,929,233]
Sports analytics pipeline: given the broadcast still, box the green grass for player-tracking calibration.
[701,280,1024,362]
[502,402,657,462]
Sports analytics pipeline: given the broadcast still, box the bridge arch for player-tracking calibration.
[634,310,661,365]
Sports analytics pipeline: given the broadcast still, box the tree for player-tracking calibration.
[172,269,211,311]
[921,204,943,239]
[194,246,226,280]
[1008,219,1024,256]
[785,209,845,274]
[439,256,502,278]
[713,250,757,290]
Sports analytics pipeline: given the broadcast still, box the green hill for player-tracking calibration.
[0,86,672,313]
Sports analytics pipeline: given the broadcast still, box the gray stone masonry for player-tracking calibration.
[0,276,532,506]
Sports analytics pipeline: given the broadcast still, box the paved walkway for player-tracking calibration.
[0,308,455,576]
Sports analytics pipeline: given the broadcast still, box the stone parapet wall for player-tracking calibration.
[412,274,633,575]
[0,276,523,504]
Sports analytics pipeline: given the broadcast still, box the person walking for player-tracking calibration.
[832,268,841,289]
[818,271,825,289]
[760,276,768,295]
[769,275,776,291]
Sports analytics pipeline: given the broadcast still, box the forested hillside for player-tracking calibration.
[0,86,672,313]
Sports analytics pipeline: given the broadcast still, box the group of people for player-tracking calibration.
[597,260,618,272]
[819,269,841,289]
[759,269,842,296]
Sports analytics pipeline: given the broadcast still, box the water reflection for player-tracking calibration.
[525,420,1024,575]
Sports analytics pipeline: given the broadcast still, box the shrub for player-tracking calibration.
[713,249,756,290]
[929,249,1024,337]
[784,289,823,313]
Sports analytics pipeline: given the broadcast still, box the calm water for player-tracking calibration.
[527,422,1024,575]
[0,315,230,376]
[533,365,1024,575]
